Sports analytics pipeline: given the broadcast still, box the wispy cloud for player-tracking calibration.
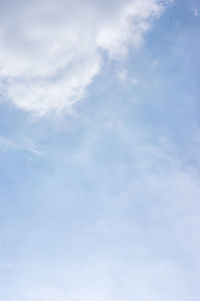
[0,136,16,150]
[194,8,198,16]
[0,135,44,156]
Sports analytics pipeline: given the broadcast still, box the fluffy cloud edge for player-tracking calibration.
[0,0,170,116]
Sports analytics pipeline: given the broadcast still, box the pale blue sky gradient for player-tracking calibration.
[0,0,200,300]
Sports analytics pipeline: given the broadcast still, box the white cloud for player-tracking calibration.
[0,0,167,116]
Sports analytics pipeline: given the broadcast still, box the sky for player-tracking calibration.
[0,0,200,300]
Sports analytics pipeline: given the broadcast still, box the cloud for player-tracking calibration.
[116,69,128,82]
[0,135,44,155]
[0,0,168,116]
[1,118,199,300]
[0,135,16,150]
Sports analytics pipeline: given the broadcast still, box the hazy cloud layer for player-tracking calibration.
[0,0,167,115]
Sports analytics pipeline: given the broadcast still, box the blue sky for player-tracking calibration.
[0,0,200,300]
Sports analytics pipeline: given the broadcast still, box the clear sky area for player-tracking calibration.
[0,0,200,300]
